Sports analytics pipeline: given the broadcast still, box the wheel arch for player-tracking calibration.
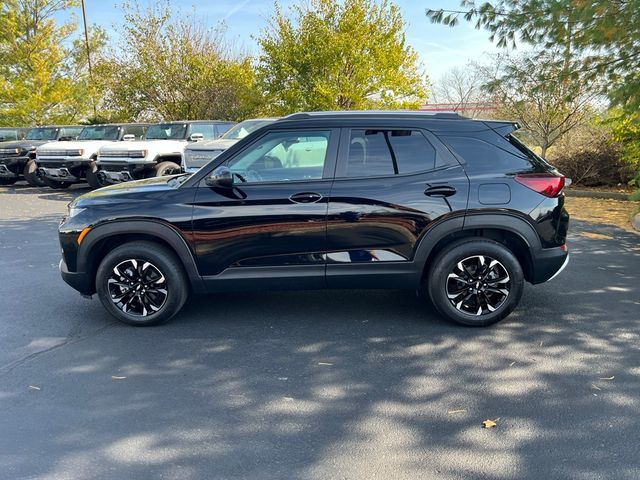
[77,220,204,294]
[415,213,540,284]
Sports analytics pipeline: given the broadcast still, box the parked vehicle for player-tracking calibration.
[96,120,235,184]
[59,111,570,327]
[182,118,277,173]
[36,123,149,189]
[0,128,29,143]
[0,126,84,186]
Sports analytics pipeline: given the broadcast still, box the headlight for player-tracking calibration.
[68,206,86,218]
[128,150,148,158]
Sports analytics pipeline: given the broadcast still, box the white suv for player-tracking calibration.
[35,124,148,189]
[96,121,234,185]
[181,119,277,174]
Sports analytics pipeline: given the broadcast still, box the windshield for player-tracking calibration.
[221,120,274,140]
[78,126,121,141]
[26,127,58,141]
[145,123,188,140]
[0,129,19,141]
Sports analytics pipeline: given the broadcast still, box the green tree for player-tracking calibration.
[256,0,427,114]
[95,1,259,122]
[0,0,97,126]
[426,1,640,114]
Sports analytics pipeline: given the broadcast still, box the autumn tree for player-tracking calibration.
[477,51,600,157]
[95,1,259,122]
[0,0,100,125]
[256,0,427,114]
[431,65,491,118]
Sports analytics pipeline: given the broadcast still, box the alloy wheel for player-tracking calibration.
[446,255,510,316]
[108,259,168,317]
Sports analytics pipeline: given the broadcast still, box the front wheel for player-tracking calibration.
[152,161,181,177]
[86,160,106,189]
[427,239,524,327]
[95,241,189,326]
[42,177,71,189]
[23,159,46,187]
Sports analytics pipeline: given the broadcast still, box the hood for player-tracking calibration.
[38,140,118,154]
[100,139,187,152]
[186,138,238,152]
[71,174,187,207]
[0,139,49,151]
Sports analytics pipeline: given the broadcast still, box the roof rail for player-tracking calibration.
[282,110,466,121]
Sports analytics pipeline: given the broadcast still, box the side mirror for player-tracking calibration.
[190,133,204,142]
[205,166,233,188]
[122,134,136,141]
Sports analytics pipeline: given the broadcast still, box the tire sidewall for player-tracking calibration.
[154,161,180,177]
[96,243,188,326]
[428,239,524,327]
[24,159,46,187]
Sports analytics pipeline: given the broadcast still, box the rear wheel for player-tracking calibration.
[96,241,189,326]
[427,239,524,327]
[152,161,181,177]
[86,160,105,189]
[0,178,17,185]
[42,177,71,189]
[23,159,46,187]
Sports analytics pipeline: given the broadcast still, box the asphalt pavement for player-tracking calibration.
[0,183,639,480]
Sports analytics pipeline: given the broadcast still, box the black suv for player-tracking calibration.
[59,111,569,327]
[0,126,83,186]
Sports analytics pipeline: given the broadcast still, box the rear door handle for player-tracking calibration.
[290,192,322,203]
[424,185,457,197]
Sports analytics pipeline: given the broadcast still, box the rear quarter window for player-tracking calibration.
[440,134,536,175]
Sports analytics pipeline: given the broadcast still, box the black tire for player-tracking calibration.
[152,161,181,177]
[0,177,17,185]
[42,177,71,189]
[96,241,189,326]
[427,238,524,327]
[23,159,46,187]
[86,160,105,189]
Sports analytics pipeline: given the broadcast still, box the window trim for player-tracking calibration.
[335,127,458,180]
[214,127,340,186]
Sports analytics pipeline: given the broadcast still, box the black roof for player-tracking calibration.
[282,110,465,121]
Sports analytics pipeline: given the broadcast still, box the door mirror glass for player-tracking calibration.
[190,133,204,142]
[122,134,136,141]
[206,165,233,188]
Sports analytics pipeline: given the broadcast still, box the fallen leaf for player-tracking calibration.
[277,377,288,381]
[591,384,602,391]
[283,397,294,402]
[447,409,467,415]
[509,361,516,367]
[28,385,41,391]
[599,376,615,380]
[482,419,497,429]
[111,375,127,380]
[317,362,333,366]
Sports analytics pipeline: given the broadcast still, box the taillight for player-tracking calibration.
[515,173,565,197]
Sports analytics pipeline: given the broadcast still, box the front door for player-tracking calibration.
[326,126,469,288]
[192,128,339,290]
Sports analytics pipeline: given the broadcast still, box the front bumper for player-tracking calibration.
[530,246,569,284]
[96,159,155,183]
[0,156,29,177]
[59,258,94,296]
[37,157,91,183]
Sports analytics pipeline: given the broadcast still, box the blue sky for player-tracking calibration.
[66,0,506,84]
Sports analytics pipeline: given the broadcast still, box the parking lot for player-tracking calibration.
[0,183,639,480]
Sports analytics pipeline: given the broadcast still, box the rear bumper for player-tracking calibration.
[59,258,94,296]
[530,246,569,284]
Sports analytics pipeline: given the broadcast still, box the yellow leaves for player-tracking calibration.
[482,419,497,429]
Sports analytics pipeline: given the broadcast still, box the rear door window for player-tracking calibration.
[339,129,438,178]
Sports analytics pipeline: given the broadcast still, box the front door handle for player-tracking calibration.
[289,192,322,203]
[424,185,457,197]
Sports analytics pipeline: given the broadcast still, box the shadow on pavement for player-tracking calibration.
[0,216,638,479]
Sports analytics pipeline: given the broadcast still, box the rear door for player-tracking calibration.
[192,128,339,288]
[326,126,469,288]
